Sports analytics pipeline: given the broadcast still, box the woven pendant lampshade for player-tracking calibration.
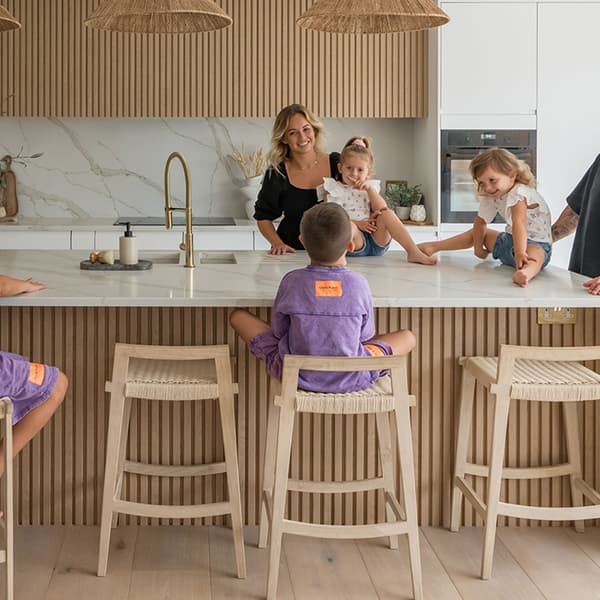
[0,5,21,32]
[297,0,449,34]
[85,0,232,33]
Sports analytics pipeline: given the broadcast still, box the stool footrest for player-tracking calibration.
[123,460,227,478]
[112,499,232,519]
[384,491,406,521]
[455,477,487,519]
[498,500,600,521]
[287,476,385,494]
[575,478,600,505]
[282,518,409,540]
[464,461,577,480]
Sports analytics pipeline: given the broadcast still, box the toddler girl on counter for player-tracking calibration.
[319,137,437,265]
[418,147,552,287]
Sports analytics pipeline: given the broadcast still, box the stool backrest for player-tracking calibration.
[279,354,410,407]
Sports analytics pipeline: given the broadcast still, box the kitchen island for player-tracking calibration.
[0,250,598,528]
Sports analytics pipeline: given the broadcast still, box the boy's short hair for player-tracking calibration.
[300,203,352,263]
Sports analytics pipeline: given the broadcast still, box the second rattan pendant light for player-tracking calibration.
[0,5,21,32]
[297,0,449,33]
[85,0,232,33]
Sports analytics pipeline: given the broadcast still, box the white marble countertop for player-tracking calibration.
[0,249,596,308]
[0,217,257,231]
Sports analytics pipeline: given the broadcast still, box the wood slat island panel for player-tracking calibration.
[2,306,599,527]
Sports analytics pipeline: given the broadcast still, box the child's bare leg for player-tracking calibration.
[0,371,68,478]
[350,222,366,252]
[417,229,476,256]
[369,330,416,356]
[373,210,437,265]
[513,244,545,288]
[229,308,271,343]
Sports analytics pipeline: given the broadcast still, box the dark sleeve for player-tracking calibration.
[254,166,285,221]
[329,152,341,181]
[567,154,600,216]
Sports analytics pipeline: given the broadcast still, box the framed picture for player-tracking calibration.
[384,180,408,197]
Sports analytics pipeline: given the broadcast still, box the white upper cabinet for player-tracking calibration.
[440,3,537,128]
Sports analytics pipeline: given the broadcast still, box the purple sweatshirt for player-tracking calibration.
[271,265,384,392]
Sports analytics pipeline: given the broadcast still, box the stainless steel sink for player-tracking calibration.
[143,252,237,265]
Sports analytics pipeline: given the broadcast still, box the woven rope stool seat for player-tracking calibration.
[450,344,600,581]
[0,398,14,600]
[97,343,246,580]
[260,354,422,600]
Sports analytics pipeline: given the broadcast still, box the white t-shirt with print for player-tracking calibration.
[318,178,381,221]
[477,184,552,244]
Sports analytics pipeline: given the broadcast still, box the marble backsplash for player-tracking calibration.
[0,117,416,220]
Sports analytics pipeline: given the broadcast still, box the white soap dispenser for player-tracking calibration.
[119,221,138,265]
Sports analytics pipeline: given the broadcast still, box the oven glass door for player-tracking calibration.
[450,158,479,213]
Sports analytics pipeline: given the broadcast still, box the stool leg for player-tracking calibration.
[562,402,585,533]
[259,399,279,549]
[218,390,247,579]
[111,397,132,529]
[266,401,295,600]
[393,399,423,600]
[375,412,400,550]
[97,387,127,577]
[450,368,476,532]
[4,406,14,600]
[481,392,510,580]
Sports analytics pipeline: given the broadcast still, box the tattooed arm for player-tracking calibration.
[551,205,579,242]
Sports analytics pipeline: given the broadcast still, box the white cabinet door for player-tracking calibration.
[440,3,536,124]
[537,3,600,268]
[0,231,71,249]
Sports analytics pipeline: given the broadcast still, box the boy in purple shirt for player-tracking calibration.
[230,203,415,393]
[0,274,68,479]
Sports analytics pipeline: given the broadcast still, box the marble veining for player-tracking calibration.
[0,250,595,308]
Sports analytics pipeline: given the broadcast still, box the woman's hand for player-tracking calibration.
[583,276,600,295]
[355,219,377,234]
[268,242,296,255]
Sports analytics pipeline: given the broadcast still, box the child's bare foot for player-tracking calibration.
[417,242,437,257]
[513,270,529,287]
[407,248,438,265]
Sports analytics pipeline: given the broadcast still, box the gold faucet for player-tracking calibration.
[164,151,195,268]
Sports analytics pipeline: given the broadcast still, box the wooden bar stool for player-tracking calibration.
[97,343,246,579]
[450,344,600,580]
[0,398,13,600]
[260,354,422,600]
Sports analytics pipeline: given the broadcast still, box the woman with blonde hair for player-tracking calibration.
[253,103,341,254]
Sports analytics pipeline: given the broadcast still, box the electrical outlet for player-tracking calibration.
[537,307,577,325]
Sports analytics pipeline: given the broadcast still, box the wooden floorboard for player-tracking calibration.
[6,525,600,599]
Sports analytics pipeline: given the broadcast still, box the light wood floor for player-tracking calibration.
[4,525,600,599]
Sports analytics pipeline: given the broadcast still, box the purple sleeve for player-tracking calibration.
[271,276,290,339]
[359,279,376,342]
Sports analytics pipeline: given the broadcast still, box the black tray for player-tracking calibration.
[80,259,153,271]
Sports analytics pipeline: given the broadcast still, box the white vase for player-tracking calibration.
[240,175,263,220]
[394,206,411,220]
[409,204,427,222]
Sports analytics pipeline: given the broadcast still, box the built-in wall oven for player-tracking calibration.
[441,130,536,223]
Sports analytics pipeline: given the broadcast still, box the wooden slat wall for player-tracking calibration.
[1,306,599,527]
[0,0,427,118]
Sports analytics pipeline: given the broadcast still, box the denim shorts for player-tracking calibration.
[348,231,390,257]
[492,232,552,269]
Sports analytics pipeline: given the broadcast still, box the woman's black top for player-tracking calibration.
[253,152,340,250]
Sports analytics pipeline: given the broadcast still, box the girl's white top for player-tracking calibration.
[318,178,381,221]
[477,184,552,244]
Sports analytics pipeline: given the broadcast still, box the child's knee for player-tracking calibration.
[404,330,417,351]
[54,371,68,401]
[229,308,246,329]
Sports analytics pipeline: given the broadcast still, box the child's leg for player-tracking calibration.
[369,330,417,356]
[350,222,366,252]
[372,210,437,265]
[0,370,67,478]
[513,244,546,287]
[229,309,270,343]
[418,228,498,257]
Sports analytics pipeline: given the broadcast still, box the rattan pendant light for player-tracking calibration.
[297,0,449,34]
[85,0,232,33]
[0,5,21,32]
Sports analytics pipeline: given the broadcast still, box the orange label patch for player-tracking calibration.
[364,343,385,357]
[28,362,45,386]
[315,280,343,297]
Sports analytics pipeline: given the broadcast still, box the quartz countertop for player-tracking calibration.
[0,249,596,308]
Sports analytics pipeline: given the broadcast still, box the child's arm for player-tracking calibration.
[364,185,388,213]
[472,216,489,259]
[0,274,47,296]
[510,200,530,269]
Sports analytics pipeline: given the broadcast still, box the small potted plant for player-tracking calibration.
[384,182,422,220]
